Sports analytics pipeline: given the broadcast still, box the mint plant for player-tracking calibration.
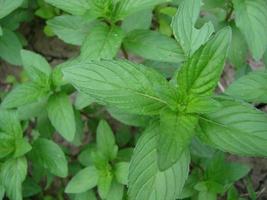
[0,0,24,65]
[1,0,267,199]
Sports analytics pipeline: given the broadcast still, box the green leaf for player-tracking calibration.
[21,50,51,81]
[0,157,27,200]
[0,0,24,19]
[106,181,124,200]
[177,27,231,97]
[73,190,97,200]
[63,60,177,115]
[47,93,76,141]
[47,15,95,45]
[205,152,250,185]
[13,138,32,158]
[114,162,129,185]
[29,138,68,177]
[96,120,118,160]
[65,166,98,193]
[228,25,248,69]
[171,0,214,56]
[226,70,267,103]
[0,138,14,158]
[199,97,267,157]
[22,178,41,198]
[97,167,113,199]
[0,110,22,138]
[128,124,190,200]
[79,23,124,61]
[107,107,150,127]
[0,28,22,65]
[121,9,152,32]
[74,92,94,110]
[233,0,267,60]
[2,83,49,109]
[186,96,222,114]
[117,0,170,18]
[123,30,184,63]
[157,109,197,170]
[44,0,90,15]
[0,26,2,36]
[0,185,4,200]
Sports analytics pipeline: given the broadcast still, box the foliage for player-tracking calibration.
[1,0,267,200]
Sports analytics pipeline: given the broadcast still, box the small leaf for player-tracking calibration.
[0,138,14,158]
[233,0,267,60]
[13,138,32,158]
[123,30,184,63]
[228,25,248,69]
[177,27,231,97]
[75,92,94,110]
[47,15,95,45]
[106,181,124,200]
[117,0,170,18]
[96,120,118,160]
[97,167,113,199]
[47,93,76,141]
[63,60,177,115]
[65,166,98,194]
[0,28,22,65]
[2,83,49,109]
[172,0,214,56]
[114,162,129,185]
[79,23,124,61]
[0,110,22,138]
[73,190,97,200]
[44,0,90,15]
[128,124,190,200]
[157,109,197,170]
[29,138,68,177]
[21,50,51,80]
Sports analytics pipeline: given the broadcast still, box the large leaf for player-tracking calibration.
[157,109,198,170]
[0,157,27,200]
[172,0,214,56]
[226,70,267,103]
[0,0,24,19]
[47,93,76,141]
[47,15,95,45]
[29,138,68,177]
[123,30,184,63]
[128,124,190,200]
[233,0,267,60]
[96,120,118,160]
[79,23,124,61]
[63,60,177,115]
[65,166,98,193]
[117,0,170,18]
[0,28,22,65]
[2,83,49,109]
[199,97,267,156]
[44,0,90,15]
[177,27,231,97]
